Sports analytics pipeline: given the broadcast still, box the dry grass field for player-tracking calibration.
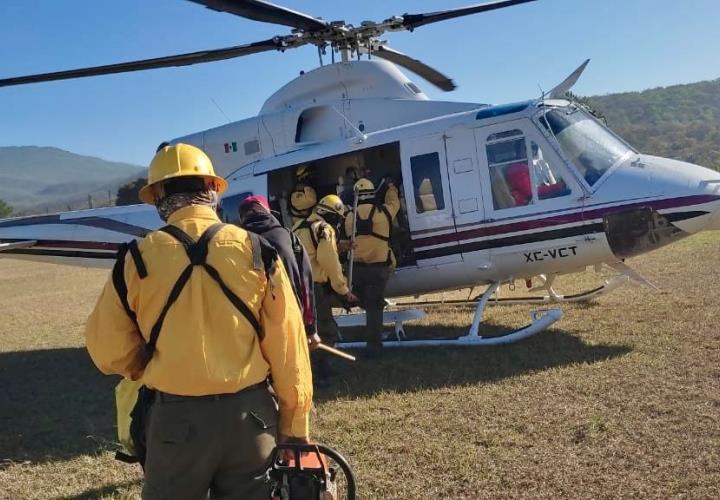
[1,233,719,499]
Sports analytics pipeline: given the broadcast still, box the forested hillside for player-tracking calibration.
[587,78,720,170]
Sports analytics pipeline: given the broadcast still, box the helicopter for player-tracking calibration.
[1,0,719,347]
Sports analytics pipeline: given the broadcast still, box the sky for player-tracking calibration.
[1,0,719,166]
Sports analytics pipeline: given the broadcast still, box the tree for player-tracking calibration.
[116,177,146,206]
[0,199,12,218]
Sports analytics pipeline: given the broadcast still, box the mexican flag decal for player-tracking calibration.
[224,142,238,153]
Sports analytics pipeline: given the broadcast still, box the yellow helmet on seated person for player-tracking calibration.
[354,177,375,201]
[315,194,346,218]
[296,165,312,182]
[138,143,228,205]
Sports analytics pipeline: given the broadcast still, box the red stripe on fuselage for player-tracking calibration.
[412,195,720,248]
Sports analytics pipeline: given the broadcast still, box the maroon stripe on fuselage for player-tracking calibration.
[412,194,720,248]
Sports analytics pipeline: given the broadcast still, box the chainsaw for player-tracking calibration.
[268,443,355,500]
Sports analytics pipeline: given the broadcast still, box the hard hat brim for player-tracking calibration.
[138,174,228,205]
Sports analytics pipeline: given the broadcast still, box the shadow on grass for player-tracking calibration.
[0,347,118,464]
[318,323,632,401]
[0,324,631,464]
[57,479,140,500]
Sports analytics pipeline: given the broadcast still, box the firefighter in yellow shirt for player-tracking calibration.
[344,178,400,357]
[85,144,312,500]
[293,194,357,383]
[290,165,317,225]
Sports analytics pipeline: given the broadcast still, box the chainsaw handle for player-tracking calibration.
[271,443,356,500]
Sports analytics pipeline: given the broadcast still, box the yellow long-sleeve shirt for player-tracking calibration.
[85,205,312,438]
[293,213,349,296]
[345,185,400,265]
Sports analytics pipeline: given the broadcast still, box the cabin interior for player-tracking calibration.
[266,142,417,267]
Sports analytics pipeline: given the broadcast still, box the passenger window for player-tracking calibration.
[410,152,446,213]
[486,130,532,210]
[531,142,571,200]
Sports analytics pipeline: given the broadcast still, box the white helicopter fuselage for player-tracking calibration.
[2,60,720,299]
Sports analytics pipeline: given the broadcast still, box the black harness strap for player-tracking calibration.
[111,243,141,332]
[127,240,148,279]
[153,223,262,353]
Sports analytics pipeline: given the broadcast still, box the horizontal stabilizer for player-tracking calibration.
[0,240,36,252]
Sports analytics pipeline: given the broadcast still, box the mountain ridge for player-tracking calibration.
[0,146,144,212]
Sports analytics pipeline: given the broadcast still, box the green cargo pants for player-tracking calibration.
[142,383,277,500]
[352,264,391,349]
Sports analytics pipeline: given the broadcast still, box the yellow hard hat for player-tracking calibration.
[296,165,312,182]
[138,143,228,205]
[316,194,345,217]
[353,178,375,193]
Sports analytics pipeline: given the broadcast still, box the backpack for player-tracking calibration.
[112,222,276,467]
[352,203,392,242]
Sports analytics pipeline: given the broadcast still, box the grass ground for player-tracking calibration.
[1,233,719,499]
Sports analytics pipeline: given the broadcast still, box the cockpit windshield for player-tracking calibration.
[539,106,633,186]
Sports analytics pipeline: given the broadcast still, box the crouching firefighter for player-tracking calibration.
[293,195,358,385]
[85,143,313,500]
[344,178,400,357]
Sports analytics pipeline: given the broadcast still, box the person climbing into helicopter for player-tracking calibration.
[238,194,320,349]
[344,177,400,358]
[290,165,318,225]
[85,144,313,500]
[293,194,358,385]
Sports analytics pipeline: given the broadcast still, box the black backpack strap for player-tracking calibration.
[378,204,392,226]
[112,243,140,331]
[248,232,264,272]
[296,219,320,249]
[126,240,148,279]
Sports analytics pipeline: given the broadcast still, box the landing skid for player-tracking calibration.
[337,283,563,349]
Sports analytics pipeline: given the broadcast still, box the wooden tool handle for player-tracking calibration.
[317,343,356,362]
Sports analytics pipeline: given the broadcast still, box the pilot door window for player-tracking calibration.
[410,152,446,213]
[486,130,532,210]
[531,142,571,200]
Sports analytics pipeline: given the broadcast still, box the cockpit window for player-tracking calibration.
[539,107,632,186]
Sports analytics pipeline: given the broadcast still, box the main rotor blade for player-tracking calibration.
[0,38,286,87]
[188,0,327,32]
[374,46,456,92]
[402,0,537,30]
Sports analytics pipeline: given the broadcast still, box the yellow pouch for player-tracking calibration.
[115,377,143,456]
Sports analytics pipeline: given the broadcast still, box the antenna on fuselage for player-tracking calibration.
[210,97,231,124]
[331,106,367,144]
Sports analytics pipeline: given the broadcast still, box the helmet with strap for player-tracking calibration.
[139,143,227,205]
[353,178,375,202]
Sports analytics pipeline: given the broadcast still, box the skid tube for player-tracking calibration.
[338,283,563,349]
